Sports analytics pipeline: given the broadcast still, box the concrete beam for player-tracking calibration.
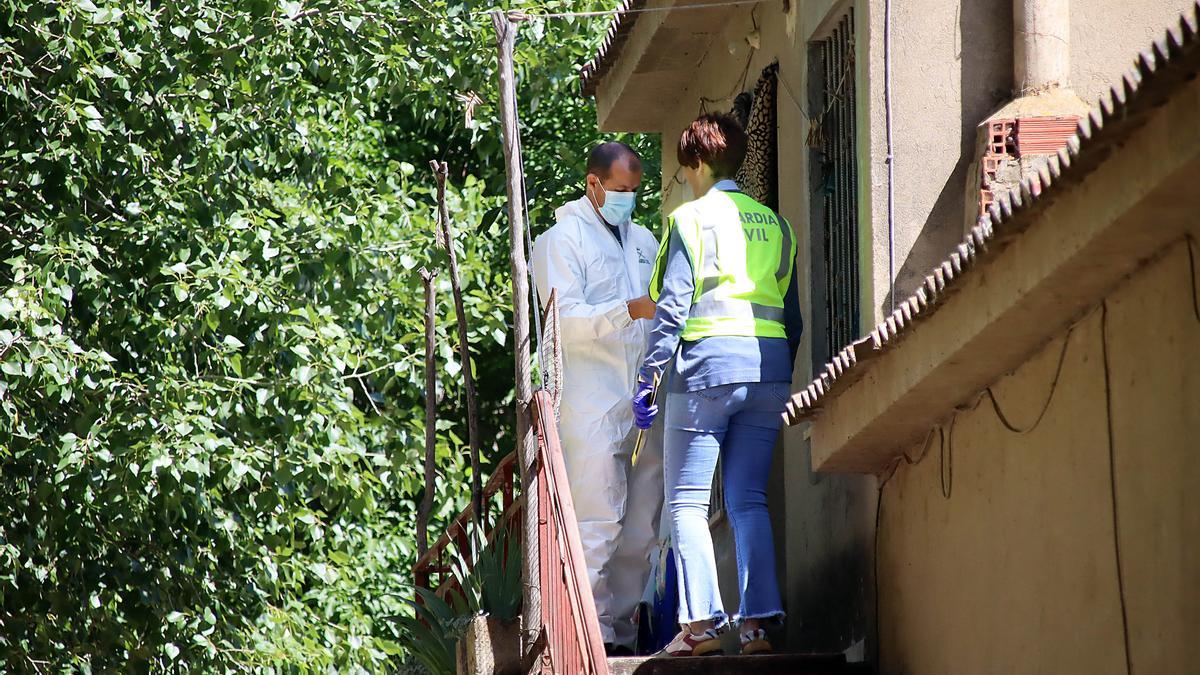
[595,0,742,132]
[812,70,1200,472]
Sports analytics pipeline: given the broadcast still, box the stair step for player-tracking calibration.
[607,653,871,675]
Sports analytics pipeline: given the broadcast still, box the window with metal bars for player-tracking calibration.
[807,9,860,367]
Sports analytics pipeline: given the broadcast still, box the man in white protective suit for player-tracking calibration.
[531,142,664,656]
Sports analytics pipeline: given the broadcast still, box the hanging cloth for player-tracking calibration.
[733,62,779,211]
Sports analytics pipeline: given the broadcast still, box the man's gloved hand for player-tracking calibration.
[632,377,658,430]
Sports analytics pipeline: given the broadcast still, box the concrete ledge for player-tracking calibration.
[810,67,1200,472]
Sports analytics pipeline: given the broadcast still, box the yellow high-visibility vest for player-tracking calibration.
[650,189,795,341]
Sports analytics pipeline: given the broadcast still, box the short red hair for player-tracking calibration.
[676,113,747,179]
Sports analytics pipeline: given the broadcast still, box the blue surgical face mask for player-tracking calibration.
[591,181,637,225]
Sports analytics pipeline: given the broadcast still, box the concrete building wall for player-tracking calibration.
[863,0,1012,316]
[1070,0,1197,104]
[607,0,1197,662]
[641,0,1197,342]
[646,0,1196,360]
[876,241,1200,674]
[865,0,1194,319]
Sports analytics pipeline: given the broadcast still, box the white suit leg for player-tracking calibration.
[607,424,664,648]
[561,419,627,645]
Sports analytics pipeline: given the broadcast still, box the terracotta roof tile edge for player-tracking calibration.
[784,0,1200,425]
[579,1,649,97]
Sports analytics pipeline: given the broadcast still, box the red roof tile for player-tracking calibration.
[579,1,650,97]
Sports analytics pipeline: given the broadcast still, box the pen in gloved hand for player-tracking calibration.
[631,372,660,467]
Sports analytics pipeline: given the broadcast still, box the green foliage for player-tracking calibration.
[1,0,658,670]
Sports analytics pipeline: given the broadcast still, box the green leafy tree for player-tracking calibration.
[1,0,658,669]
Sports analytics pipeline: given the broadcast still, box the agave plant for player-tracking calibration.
[393,522,523,672]
[450,522,523,622]
[391,587,476,675]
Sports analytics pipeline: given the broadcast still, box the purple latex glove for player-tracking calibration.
[632,377,658,430]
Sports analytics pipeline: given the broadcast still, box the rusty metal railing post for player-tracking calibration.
[531,392,609,674]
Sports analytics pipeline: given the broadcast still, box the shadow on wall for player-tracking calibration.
[784,436,876,659]
[883,0,1014,312]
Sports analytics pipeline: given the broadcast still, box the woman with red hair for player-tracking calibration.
[633,113,802,657]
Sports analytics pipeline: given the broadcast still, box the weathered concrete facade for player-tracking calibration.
[823,37,1200,670]
[879,240,1200,674]
[585,0,1198,665]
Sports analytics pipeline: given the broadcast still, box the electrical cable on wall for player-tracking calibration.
[1099,301,1133,675]
[883,0,896,314]
[1186,234,1200,323]
[984,330,1071,434]
[873,236,1200,673]
[934,309,1081,499]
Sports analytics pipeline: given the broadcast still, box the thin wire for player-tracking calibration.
[985,326,1074,434]
[902,425,940,466]
[698,5,758,113]
[776,53,853,125]
[873,471,887,666]
[776,73,806,117]
[774,40,854,156]
[884,0,896,313]
[699,48,755,114]
[940,389,994,501]
[1100,301,1134,675]
[939,419,955,500]
[937,311,1080,499]
[498,0,767,20]
[665,5,760,204]
[877,252,1200,670]
[663,36,759,203]
[874,421,939,668]
[1186,234,1200,323]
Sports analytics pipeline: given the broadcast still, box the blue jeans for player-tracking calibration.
[664,381,788,629]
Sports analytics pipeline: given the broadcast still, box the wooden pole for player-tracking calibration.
[416,267,439,559]
[430,160,484,529]
[491,10,540,650]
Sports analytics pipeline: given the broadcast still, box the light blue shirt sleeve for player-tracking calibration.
[639,226,694,382]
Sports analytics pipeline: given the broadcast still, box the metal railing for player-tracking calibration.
[529,390,609,675]
[412,393,607,674]
[412,451,520,599]
[413,284,607,673]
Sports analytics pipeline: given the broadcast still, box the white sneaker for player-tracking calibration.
[660,627,723,657]
[740,627,772,655]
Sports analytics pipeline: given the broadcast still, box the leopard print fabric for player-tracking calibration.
[734,63,779,210]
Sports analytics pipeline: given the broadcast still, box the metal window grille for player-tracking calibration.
[808,10,860,366]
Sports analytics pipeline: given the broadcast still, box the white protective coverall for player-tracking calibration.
[531,196,664,648]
